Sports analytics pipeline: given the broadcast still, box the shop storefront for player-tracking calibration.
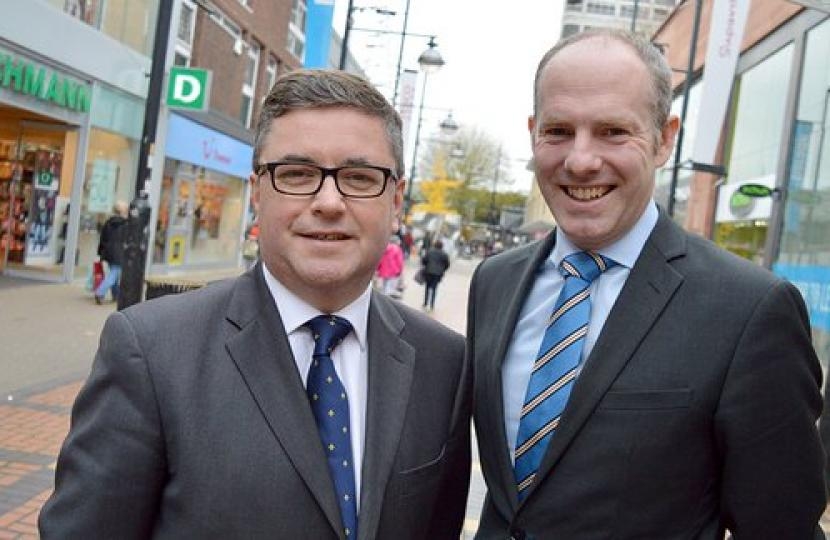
[773,16,830,369]
[0,46,90,280]
[151,113,251,271]
[0,45,144,283]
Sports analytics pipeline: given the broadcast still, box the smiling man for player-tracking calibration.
[469,29,825,539]
[40,70,470,540]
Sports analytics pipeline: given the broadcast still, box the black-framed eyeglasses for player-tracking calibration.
[256,161,398,199]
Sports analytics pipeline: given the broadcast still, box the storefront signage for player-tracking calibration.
[0,52,90,113]
[165,114,252,178]
[738,183,776,198]
[716,174,775,223]
[773,264,830,332]
[167,67,211,111]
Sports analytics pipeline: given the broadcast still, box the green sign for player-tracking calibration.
[167,67,211,110]
[0,53,91,113]
[738,183,775,198]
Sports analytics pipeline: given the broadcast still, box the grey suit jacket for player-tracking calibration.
[470,213,825,539]
[40,265,471,539]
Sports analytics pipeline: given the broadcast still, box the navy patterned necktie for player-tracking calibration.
[514,251,616,500]
[305,315,358,538]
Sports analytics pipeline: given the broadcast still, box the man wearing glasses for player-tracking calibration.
[40,70,471,539]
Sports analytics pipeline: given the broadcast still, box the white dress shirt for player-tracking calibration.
[502,201,659,462]
[261,265,370,509]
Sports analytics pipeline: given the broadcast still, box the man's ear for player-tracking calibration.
[392,177,406,232]
[528,114,537,146]
[656,115,681,166]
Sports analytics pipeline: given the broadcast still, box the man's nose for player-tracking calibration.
[564,133,601,175]
[310,174,346,209]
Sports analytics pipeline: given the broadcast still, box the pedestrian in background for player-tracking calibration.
[376,234,404,297]
[421,239,449,312]
[469,29,825,539]
[93,200,128,304]
[40,69,471,539]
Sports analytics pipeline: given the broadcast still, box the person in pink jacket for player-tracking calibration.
[376,235,404,297]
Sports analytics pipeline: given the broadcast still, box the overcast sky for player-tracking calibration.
[332,1,565,193]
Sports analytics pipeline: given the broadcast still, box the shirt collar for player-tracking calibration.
[260,264,371,350]
[549,200,659,270]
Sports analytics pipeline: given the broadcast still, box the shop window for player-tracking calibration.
[775,19,830,368]
[714,44,794,264]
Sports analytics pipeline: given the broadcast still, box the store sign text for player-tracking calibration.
[0,54,90,113]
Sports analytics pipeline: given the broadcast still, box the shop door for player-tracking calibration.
[0,122,73,275]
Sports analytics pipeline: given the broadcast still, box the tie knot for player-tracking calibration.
[305,315,353,357]
[560,251,616,283]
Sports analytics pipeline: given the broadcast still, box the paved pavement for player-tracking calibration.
[0,258,485,538]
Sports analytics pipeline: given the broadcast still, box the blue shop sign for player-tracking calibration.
[773,263,830,332]
[165,113,252,178]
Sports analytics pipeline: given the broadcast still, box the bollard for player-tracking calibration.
[117,192,152,310]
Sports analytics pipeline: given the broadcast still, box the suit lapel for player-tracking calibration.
[224,266,344,537]
[528,213,686,501]
[482,233,558,516]
[357,291,415,540]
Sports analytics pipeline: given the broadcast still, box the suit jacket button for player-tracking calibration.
[509,528,526,540]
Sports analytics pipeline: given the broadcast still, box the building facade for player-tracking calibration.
[0,1,154,282]
[563,0,680,38]
[0,0,306,283]
[655,1,830,370]
[148,0,302,274]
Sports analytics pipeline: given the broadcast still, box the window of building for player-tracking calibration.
[621,5,650,19]
[174,0,196,67]
[48,0,156,55]
[210,6,242,41]
[287,0,307,60]
[566,0,583,11]
[653,7,669,19]
[266,56,279,96]
[586,2,615,15]
[654,0,676,6]
[241,42,261,127]
[562,24,580,38]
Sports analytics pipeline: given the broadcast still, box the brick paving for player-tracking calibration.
[0,382,75,538]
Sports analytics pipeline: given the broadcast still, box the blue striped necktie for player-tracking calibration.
[513,251,616,500]
[305,315,358,538]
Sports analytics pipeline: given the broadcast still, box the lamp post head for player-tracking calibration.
[439,112,458,135]
[418,36,445,73]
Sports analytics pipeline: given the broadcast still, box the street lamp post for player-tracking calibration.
[404,37,447,218]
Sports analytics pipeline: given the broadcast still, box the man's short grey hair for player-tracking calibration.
[252,69,404,177]
[533,28,673,139]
